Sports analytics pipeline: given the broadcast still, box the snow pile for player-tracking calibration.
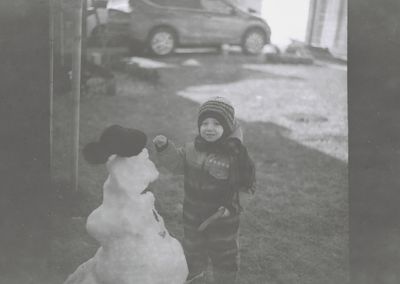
[64,149,188,284]
[177,66,348,161]
[182,59,201,66]
[123,57,175,69]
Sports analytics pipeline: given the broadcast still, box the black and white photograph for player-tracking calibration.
[1,0,398,283]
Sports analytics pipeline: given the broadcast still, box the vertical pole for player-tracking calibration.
[60,0,65,66]
[306,0,317,45]
[49,0,55,181]
[71,0,83,192]
[333,0,346,50]
[82,0,87,81]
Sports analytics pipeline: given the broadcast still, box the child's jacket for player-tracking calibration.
[156,125,253,232]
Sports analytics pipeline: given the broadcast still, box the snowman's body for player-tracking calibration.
[64,149,188,284]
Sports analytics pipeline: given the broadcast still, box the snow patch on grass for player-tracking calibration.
[123,57,176,69]
[178,65,348,161]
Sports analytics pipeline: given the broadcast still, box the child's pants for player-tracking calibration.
[183,219,240,283]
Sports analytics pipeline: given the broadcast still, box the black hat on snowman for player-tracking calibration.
[83,125,147,165]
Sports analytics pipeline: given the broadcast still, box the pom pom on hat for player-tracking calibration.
[198,96,235,137]
[83,125,147,165]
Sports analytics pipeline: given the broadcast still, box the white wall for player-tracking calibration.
[261,0,310,49]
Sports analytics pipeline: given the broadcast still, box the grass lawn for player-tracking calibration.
[46,52,348,284]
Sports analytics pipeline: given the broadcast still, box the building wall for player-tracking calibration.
[307,0,347,59]
[331,0,347,59]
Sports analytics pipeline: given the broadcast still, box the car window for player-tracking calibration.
[200,0,233,14]
[148,0,203,9]
[108,0,131,12]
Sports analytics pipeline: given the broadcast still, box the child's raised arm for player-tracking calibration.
[152,135,185,175]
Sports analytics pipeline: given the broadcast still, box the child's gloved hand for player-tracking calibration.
[153,135,168,150]
[219,206,231,217]
[198,206,230,231]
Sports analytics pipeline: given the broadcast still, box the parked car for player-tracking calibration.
[106,0,271,56]
[86,0,131,45]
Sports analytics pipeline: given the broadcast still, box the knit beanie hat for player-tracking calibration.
[197,96,235,137]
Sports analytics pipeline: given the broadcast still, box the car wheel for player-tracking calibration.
[148,28,176,56]
[242,29,266,55]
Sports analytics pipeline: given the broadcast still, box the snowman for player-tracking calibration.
[64,125,188,284]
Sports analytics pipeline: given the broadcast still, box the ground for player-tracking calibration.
[4,50,348,284]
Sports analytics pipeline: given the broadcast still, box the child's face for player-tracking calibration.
[199,117,224,142]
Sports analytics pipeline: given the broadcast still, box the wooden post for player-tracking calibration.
[71,0,83,192]
[60,0,65,66]
[82,0,87,80]
[50,0,55,180]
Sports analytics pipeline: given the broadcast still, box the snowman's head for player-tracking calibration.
[106,148,159,195]
[125,148,159,185]
[83,125,147,165]
[83,125,160,195]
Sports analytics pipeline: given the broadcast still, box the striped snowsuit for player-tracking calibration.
[156,138,244,280]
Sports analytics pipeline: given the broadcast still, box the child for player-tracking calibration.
[153,97,256,284]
